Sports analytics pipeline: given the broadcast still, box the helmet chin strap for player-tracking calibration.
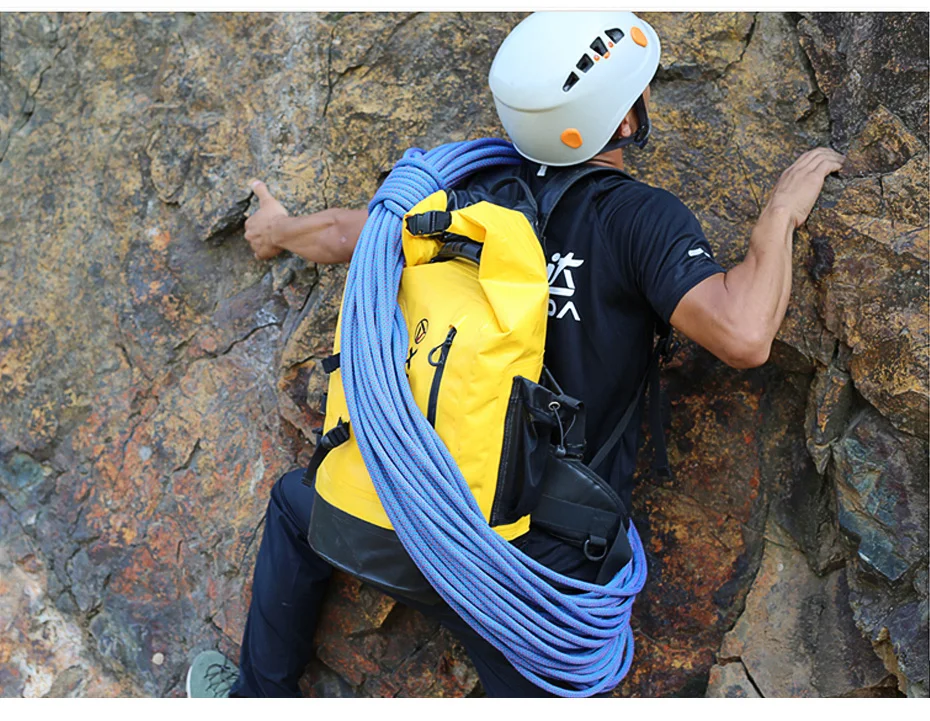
[597,95,652,154]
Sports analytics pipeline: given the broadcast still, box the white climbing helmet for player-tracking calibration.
[489,11,661,167]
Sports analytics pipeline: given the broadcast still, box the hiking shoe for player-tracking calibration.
[186,650,238,698]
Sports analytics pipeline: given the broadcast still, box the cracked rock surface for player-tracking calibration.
[1,11,927,697]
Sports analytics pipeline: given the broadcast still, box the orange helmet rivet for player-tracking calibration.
[560,128,583,149]
[631,27,648,47]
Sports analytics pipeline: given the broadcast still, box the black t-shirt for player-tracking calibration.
[464,162,724,578]
[533,166,724,507]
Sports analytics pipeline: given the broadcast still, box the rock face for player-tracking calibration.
[706,521,890,698]
[1,11,926,698]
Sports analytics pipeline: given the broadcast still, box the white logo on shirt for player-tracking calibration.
[547,252,583,322]
[688,247,712,259]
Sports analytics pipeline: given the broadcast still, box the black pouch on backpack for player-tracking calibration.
[532,453,633,582]
[490,375,584,527]
[492,370,633,583]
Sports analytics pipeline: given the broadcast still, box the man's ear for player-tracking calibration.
[617,117,633,139]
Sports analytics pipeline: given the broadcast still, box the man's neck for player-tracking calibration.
[586,147,625,170]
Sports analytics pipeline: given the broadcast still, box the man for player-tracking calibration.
[186,11,843,697]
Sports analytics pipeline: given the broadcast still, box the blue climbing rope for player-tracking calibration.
[340,138,648,697]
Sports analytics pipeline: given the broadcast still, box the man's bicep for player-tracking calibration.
[668,272,733,359]
[669,272,764,369]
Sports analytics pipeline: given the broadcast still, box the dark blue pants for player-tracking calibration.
[229,469,565,697]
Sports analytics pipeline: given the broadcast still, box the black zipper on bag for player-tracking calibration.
[426,327,457,427]
[490,377,525,526]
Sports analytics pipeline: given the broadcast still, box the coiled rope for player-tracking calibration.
[340,138,648,697]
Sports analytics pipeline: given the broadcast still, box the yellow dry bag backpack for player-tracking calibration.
[306,166,648,603]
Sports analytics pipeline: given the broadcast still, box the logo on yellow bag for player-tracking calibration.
[415,318,430,344]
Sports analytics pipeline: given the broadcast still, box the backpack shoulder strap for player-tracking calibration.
[588,324,673,477]
[535,165,631,239]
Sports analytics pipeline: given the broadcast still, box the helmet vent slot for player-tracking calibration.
[576,55,594,73]
[589,37,608,56]
[605,28,625,43]
[562,72,580,92]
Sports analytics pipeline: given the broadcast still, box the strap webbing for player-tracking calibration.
[648,339,671,478]
[588,372,649,475]
[320,353,340,374]
[301,420,350,487]
[532,493,619,542]
[533,162,669,480]
[589,327,672,477]
[535,165,631,239]
[595,521,635,584]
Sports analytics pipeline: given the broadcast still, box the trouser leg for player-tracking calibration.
[228,468,606,698]
[230,468,332,697]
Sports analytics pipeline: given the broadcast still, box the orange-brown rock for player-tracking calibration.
[1,11,926,697]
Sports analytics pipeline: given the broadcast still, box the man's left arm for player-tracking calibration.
[670,148,844,368]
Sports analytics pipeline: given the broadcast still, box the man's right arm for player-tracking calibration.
[271,208,367,264]
[244,179,366,265]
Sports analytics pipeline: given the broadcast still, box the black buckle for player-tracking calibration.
[406,210,452,237]
[657,330,678,363]
[631,95,651,149]
[563,442,585,460]
[320,353,340,374]
[583,536,608,562]
[303,420,350,488]
[321,421,351,450]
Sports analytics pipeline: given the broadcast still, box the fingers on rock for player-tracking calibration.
[250,180,272,201]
